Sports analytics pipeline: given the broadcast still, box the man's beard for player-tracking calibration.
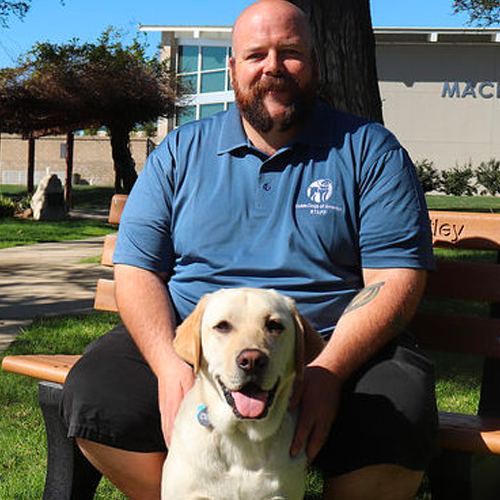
[233,72,317,134]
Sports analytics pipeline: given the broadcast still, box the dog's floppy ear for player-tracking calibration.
[174,294,211,374]
[291,306,325,381]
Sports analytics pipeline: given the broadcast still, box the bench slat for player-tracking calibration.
[101,234,117,267]
[94,279,118,312]
[108,194,128,225]
[411,313,500,358]
[429,211,500,250]
[1,355,81,385]
[426,260,500,302]
[438,411,500,454]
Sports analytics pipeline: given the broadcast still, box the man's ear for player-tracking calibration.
[174,294,211,374]
[292,306,325,381]
[229,56,236,89]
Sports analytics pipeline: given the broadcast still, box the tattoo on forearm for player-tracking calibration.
[342,282,386,316]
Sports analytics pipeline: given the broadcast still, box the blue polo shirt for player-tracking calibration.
[114,100,434,337]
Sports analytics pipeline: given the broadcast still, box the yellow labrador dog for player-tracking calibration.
[162,287,324,500]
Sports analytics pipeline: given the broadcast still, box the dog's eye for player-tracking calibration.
[266,319,285,333]
[214,321,232,333]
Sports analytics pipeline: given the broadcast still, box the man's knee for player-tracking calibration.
[323,464,424,500]
[60,349,166,452]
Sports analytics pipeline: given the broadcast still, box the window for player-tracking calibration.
[175,44,233,128]
[181,74,198,94]
[178,44,231,95]
[201,46,226,71]
[179,45,198,73]
[201,71,226,93]
[176,105,197,127]
[200,103,225,119]
[176,103,227,126]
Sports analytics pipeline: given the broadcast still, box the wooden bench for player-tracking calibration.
[3,200,500,498]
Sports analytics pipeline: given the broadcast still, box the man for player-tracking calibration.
[62,1,437,499]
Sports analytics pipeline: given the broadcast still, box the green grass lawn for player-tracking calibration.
[0,185,116,249]
[426,195,500,212]
[0,218,115,249]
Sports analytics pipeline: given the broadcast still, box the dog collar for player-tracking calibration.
[197,404,212,427]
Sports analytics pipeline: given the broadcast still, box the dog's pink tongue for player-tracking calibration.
[232,389,268,418]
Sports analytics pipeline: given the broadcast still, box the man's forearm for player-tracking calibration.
[311,268,427,382]
[114,263,180,379]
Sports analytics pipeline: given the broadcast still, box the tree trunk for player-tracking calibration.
[108,125,137,194]
[27,137,35,195]
[65,132,74,208]
[289,0,383,124]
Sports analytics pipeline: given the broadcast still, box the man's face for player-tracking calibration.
[230,4,318,134]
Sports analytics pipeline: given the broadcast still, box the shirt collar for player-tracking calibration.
[217,99,335,155]
[217,103,249,154]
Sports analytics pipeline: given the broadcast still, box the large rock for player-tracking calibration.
[31,174,68,221]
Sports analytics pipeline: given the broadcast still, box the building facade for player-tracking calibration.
[142,25,500,171]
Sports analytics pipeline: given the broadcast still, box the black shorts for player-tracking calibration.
[60,323,438,476]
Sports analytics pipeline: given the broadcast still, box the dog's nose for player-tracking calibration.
[237,349,269,374]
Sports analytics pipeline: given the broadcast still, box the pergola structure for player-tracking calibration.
[0,91,101,206]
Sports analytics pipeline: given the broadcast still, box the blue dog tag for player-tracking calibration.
[197,404,211,427]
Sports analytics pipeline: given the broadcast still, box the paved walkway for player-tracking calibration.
[0,235,112,353]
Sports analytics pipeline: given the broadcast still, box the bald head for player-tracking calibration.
[232,0,313,58]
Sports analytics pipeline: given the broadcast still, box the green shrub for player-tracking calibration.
[414,159,441,193]
[440,163,477,196]
[0,195,16,218]
[476,158,500,196]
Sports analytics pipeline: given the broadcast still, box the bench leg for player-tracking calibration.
[38,381,102,500]
[427,449,472,499]
[428,449,500,500]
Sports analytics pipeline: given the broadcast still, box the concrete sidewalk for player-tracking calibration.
[0,237,113,352]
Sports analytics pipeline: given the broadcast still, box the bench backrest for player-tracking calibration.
[93,195,127,313]
[410,211,500,359]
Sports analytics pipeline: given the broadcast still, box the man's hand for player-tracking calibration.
[158,356,195,447]
[289,365,342,463]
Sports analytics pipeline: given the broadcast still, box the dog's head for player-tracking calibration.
[174,288,323,429]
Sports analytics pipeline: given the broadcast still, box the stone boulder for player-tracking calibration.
[31,174,68,221]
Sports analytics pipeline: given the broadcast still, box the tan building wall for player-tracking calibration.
[0,134,157,186]
[377,37,500,170]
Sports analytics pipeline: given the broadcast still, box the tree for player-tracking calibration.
[453,0,500,25]
[0,29,181,193]
[288,0,383,124]
[0,0,65,27]
[0,0,31,26]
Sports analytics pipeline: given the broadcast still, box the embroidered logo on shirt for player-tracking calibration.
[307,179,333,203]
[296,178,342,216]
